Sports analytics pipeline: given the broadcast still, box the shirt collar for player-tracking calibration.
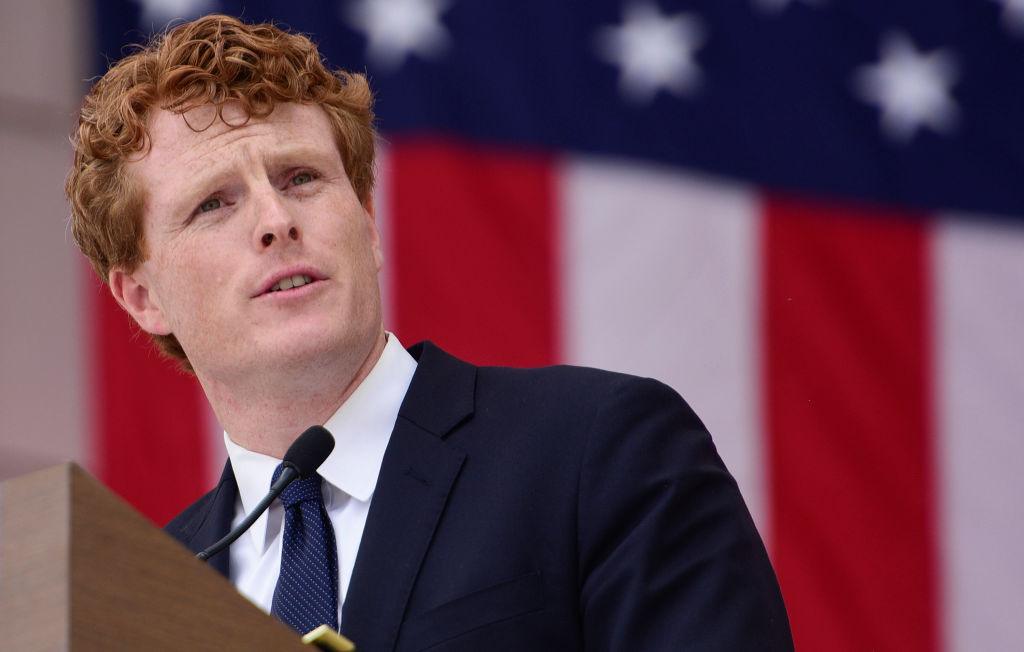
[223,332,418,549]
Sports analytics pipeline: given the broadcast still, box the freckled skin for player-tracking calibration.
[111,103,386,456]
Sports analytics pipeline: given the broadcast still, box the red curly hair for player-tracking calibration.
[66,14,376,367]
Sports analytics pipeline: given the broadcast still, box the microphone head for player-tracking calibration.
[282,426,335,477]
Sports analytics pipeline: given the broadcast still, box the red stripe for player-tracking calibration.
[388,138,559,366]
[88,274,209,525]
[762,196,939,651]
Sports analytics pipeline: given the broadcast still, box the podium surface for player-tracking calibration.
[0,463,308,650]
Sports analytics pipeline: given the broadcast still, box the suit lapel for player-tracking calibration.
[340,342,475,652]
[172,461,238,578]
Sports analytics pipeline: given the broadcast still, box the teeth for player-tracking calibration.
[269,274,313,293]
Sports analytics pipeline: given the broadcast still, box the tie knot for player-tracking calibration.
[272,464,324,509]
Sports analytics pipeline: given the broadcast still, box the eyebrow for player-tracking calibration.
[165,144,342,216]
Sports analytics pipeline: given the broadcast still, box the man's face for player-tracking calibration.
[115,102,383,380]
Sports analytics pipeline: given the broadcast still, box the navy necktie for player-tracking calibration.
[270,464,339,634]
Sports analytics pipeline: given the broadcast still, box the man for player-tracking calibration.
[67,14,792,651]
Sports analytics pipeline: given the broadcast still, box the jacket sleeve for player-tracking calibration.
[576,376,793,651]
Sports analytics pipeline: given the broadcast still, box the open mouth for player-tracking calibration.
[266,274,314,293]
[254,268,326,298]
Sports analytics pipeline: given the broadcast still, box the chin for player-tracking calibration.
[265,321,377,367]
[265,330,343,366]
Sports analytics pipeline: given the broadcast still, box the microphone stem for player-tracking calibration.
[196,465,298,562]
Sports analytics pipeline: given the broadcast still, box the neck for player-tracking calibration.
[198,330,388,458]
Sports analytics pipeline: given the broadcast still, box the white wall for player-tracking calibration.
[0,0,92,479]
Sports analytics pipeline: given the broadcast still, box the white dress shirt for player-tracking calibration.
[223,333,417,621]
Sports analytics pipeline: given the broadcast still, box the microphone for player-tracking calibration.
[196,425,335,562]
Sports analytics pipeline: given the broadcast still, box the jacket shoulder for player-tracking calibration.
[163,460,236,548]
[164,485,220,542]
[477,361,693,419]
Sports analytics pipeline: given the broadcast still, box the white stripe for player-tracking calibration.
[935,215,1024,651]
[559,157,767,535]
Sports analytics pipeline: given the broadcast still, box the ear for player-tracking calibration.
[363,194,384,271]
[108,266,172,335]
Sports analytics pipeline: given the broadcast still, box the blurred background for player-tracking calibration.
[2,0,1023,649]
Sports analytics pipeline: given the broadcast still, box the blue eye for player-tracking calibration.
[291,172,314,186]
[199,198,222,212]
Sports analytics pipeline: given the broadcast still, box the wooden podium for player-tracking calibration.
[0,463,310,650]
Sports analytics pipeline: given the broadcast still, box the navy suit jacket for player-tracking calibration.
[165,342,793,651]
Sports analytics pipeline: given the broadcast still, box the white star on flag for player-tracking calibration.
[852,32,959,143]
[992,0,1024,36]
[344,0,452,72]
[132,0,215,28]
[751,0,825,15]
[595,3,706,104]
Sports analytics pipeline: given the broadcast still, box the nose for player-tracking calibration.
[253,189,301,250]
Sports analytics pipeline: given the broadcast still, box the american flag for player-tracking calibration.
[88,1,1024,649]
